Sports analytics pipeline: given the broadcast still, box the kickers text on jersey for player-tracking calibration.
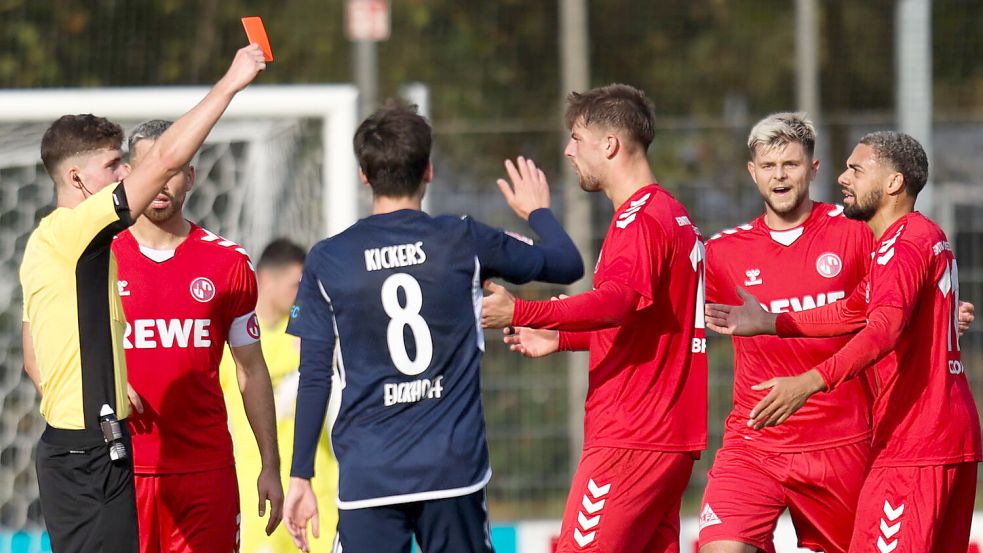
[365,241,427,272]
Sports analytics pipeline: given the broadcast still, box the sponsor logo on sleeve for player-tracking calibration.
[246,314,260,340]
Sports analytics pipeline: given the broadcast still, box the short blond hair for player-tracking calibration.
[747,112,816,159]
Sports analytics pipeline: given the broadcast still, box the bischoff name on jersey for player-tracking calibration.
[383,376,445,407]
[365,241,427,272]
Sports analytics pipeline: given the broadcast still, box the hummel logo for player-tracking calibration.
[615,193,651,229]
[578,511,600,530]
[876,226,904,266]
[877,500,905,553]
[744,269,762,286]
[581,495,605,514]
[587,479,610,498]
[698,504,722,531]
[117,280,131,297]
[880,519,900,539]
[572,478,611,548]
[883,500,904,521]
[573,529,595,548]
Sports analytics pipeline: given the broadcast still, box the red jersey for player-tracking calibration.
[813,213,981,467]
[113,224,260,474]
[583,184,706,451]
[705,202,874,451]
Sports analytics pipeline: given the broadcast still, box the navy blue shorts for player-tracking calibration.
[335,488,494,553]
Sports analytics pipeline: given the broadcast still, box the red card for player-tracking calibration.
[241,16,274,62]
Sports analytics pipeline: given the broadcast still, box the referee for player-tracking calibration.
[19,45,267,553]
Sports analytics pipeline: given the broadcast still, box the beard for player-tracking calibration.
[763,187,807,216]
[570,162,603,192]
[142,192,182,223]
[579,174,602,192]
[843,187,882,221]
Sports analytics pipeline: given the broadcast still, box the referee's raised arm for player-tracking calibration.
[122,44,266,218]
[19,43,267,553]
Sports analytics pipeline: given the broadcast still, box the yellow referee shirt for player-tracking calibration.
[20,183,133,429]
[220,315,338,552]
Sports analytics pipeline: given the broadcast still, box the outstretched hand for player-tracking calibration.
[496,156,551,220]
[503,326,559,358]
[705,287,776,336]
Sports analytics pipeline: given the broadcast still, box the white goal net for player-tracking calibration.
[0,85,358,551]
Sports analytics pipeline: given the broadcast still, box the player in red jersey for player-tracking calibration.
[707,131,982,553]
[483,84,706,552]
[115,120,283,553]
[699,113,875,553]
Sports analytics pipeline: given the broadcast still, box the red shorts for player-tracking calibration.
[135,465,240,553]
[848,462,977,553]
[555,447,695,553]
[698,439,870,553]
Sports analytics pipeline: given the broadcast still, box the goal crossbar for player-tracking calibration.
[0,84,360,236]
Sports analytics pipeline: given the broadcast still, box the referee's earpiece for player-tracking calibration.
[71,173,92,198]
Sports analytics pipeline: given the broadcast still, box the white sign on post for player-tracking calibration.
[346,0,391,42]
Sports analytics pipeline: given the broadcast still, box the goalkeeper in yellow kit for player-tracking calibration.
[221,239,338,552]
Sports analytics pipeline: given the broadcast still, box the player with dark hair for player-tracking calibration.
[221,237,340,553]
[20,45,267,553]
[282,100,583,553]
[115,119,282,553]
[707,131,982,552]
[483,83,706,552]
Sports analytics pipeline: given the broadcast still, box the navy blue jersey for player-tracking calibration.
[288,208,581,509]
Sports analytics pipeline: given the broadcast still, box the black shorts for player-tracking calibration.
[36,424,138,553]
[336,488,494,553]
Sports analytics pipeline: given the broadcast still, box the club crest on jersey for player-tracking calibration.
[816,252,843,278]
[246,314,260,340]
[744,268,762,286]
[190,277,216,303]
